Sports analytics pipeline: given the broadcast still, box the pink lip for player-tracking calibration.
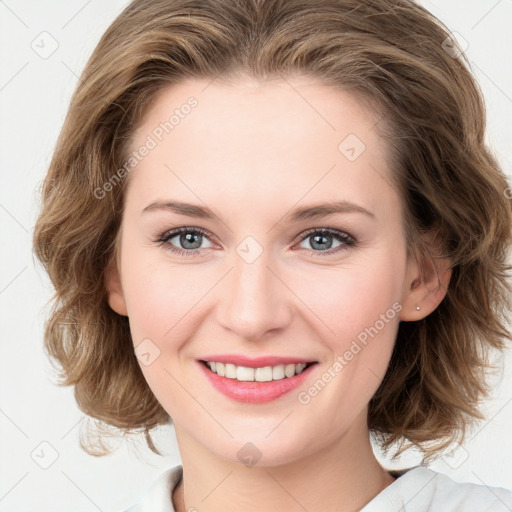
[197,360,317,403]
[199,354,316,367]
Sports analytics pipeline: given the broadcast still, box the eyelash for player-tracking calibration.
[155,226,357,258]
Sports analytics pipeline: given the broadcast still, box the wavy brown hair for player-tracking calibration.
[32,0,512,461]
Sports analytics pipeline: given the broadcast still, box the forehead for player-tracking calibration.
[133,74,385,158]
[126,76,397,218]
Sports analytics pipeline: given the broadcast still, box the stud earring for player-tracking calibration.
[416,306,421,311]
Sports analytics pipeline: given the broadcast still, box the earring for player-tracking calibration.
[416,306,421,310]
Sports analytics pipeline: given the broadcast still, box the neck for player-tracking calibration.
[172,422,395,512]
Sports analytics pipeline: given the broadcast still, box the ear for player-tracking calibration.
[399,234,452,321]
[105,251,128,316]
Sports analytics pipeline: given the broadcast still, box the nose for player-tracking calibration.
[216,247,293,341]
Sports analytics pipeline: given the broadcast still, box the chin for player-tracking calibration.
[208,431,318,469]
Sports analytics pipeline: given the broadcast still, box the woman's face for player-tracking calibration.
[107,75,421,466]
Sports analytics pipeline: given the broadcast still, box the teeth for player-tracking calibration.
[225,363,237,379]
[216,362,225,376]
[205,361,310,381]
[255,366,273,382]
[284,364,296,378]
[272,365,285,380]
[237,366,254,381]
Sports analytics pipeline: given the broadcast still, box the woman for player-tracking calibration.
[33,0,512,510]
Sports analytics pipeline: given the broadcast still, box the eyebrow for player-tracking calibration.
[141,199,375,222]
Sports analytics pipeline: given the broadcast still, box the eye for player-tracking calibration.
[156,227,214,257]
[155,227,357,257]
[294,228,356,256]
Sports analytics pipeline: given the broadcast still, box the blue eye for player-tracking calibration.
[155,227,356,257]
[296,228,356,255]
[156,227,213,257]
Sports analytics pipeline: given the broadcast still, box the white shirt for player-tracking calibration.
[122,464,512,511]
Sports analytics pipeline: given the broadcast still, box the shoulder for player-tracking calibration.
[121,464,182,512]
[361,466,512,512]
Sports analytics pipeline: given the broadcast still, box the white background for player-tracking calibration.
[1,1,511,510]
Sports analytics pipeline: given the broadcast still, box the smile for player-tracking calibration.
[198,358,318,403]
[202,361,313,382]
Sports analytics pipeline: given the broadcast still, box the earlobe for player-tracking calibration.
[399,253,452,322]
[104,253,128,316]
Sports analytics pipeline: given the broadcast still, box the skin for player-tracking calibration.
[106,75,451,512]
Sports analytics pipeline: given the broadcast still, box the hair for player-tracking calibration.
[33,0,512,462]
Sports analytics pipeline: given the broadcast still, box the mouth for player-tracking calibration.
[200,360,317,382]
[197,358,319,403]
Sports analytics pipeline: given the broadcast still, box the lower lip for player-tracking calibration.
[198,361,316,403]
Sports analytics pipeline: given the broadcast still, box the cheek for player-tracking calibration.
[119,247,204,411]
[120,239,205,341]
[300,250,404,397]
[296,253,404,346]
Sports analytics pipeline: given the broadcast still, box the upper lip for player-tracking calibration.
[199,355,317,367]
